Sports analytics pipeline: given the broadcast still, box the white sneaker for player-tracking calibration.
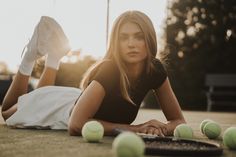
[21,17,47,62]
[38,16,71,59]
[19,16,71,74]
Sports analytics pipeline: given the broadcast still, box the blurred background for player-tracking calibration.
[1,0,236,111]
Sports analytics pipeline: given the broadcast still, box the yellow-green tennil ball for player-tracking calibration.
[174,124,194,139]
[203,121,221,139]
[112,132,145,157]
[223,127,236,150]
[200,119,213,134]
[81,121,104,142]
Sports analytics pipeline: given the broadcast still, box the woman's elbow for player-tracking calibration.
[68,128,78,136]
[68,124,82,136]
[178,118,186,125]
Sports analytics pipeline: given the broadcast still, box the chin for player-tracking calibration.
[123,58,145,65]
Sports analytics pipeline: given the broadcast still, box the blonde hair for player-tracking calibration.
[80,10,158,104]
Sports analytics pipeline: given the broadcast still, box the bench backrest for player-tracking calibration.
[205,74,236,87]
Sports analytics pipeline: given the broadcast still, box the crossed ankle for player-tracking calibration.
[45,57,61,70]
[19,60,35,76]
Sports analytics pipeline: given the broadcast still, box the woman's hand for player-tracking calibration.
[133,119,168,136]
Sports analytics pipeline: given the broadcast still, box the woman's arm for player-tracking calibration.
[68,80,105,135]
[154,77,186,135]
[68,80,140,136]
[68,77,185,136]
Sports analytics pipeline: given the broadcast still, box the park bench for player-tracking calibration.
[0,75,12,104]
[205,74,236,111]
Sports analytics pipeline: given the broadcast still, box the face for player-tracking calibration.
[119,22,148,65]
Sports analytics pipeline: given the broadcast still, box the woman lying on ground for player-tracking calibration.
[1,10,185,136]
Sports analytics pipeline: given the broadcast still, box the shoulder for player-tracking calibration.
[149,58,167,78]
[95,59,119,77]
[152,58,166,72]
[92,59,120,93]
[147,58,168,89]
[98,59,118,71]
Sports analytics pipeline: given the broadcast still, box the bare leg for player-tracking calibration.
[1,16,49,120]
[1,72,30,112]
[1,16,70,121]
[37,66,58,88]
[1,66,58,120]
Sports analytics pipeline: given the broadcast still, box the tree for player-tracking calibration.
[31,54,97,88]
[0,61,12,75]
[164,0,236,109]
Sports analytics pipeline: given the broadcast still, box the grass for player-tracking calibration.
[1,107,236,157]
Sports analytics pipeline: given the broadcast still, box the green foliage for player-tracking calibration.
[32,55,97,88]
[164,0,236,109]
[0,62,13,75]
[55,57,96,88]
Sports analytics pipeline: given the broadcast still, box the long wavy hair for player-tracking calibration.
[80,10,158,104]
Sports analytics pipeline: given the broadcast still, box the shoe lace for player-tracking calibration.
[21,39,30,58]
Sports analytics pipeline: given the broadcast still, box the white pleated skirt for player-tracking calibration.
[6,86,81,130]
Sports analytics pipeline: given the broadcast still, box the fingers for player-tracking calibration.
[153,128,164,136]
[161,126,168,135]
[153,127,165,137]
[136,119,169,136]
[138,126,166,137]
[147,127,155,135]
[148,119,166,129]
[145,119,169,136]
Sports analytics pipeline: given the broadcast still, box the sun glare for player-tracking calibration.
[0,0,167,72]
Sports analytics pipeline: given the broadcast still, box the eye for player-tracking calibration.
[119,35,128,41]
[135,34,144,40]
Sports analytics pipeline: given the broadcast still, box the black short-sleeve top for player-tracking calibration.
[91,58,167,124]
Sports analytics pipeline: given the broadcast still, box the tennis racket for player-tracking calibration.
[112,128,223,156]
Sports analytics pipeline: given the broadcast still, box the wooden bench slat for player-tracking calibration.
[209,101,236,105]
[206,74,236,87]
[205,74,236,111]
[206,91,236,96]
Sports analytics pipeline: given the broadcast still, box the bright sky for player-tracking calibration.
[0,0,167,72]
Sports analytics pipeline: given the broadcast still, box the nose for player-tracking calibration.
[128,37,135,48]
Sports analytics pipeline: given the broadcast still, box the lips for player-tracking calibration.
[127,51,139,56]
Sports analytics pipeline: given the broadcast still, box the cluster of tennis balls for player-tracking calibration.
[81,120,236,157]
[200,119,236,150]
[173,121,222,140]
[81,120,145,157]
[200,119,221,139]
[173,120,236,150]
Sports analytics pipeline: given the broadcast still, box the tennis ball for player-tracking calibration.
[203,121,221,139]
[174,124,194,139]
[81,120,104,142]
[112,132,145,157]
[200,119,213,134]
[223,127,236,150]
